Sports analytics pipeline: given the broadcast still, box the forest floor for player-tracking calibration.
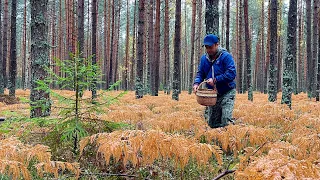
[1,89,320,179]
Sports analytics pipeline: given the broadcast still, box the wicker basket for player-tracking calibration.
[196,81,217,106]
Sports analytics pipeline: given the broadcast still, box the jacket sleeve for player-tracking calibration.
[193,57,205,85]
[215,54,236,83]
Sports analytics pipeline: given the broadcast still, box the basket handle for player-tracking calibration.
[196,80,216,91]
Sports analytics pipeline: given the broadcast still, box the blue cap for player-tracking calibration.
[203,34,219,46]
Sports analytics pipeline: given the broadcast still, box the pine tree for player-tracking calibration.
[268,0,278,102]
[281,0,297,109]
[172,0,181,100]
[0,0,3,94]
[30,0,51,118]
[9,0,17,96]
[244,0,253,101]
[205,0,219,35]
[135,0,145,99]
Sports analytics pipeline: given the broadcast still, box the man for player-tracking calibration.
[193,34,236,128]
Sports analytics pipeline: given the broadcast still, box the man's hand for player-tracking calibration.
[193,84,199,94]
[207,78,216,87]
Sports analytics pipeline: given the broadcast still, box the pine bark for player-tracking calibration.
[244,0,252,101]
[78,0,84,56]
[30,0,51,118]
[268,0,278,102]
[154,0,160,96]
[9,0,17,96]
[312,0,318,97]
[226,0,230,51]
[164,0,170,94]
[21,0,27,90]
[124,0,130,90]
[135,0,145,99]
[2,0,9,90]
[92,0,97,99]
[306,0,312,97]
[131,0,137,90]
[205,0,219,35]
[172,0,181,100]
[281,0,297,108]
[148,0,154,95]
[238,0,243,93]
[188,0,197,94]
[0,0,3,94]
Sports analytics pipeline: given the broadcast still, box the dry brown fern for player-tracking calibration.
[0,137,80,179]
[80,130,223,169]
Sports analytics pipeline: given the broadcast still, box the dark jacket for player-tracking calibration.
[194,47,236,95]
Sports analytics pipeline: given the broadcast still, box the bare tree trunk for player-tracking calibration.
[108,0,115,87]
[226,0,230,51]
[188,0,197,94]
[135,0,145,99]
[277,1,283,92]
[92,0,97,99]
[78,0,85,56]
[148,0,154,95]
[9,0,17,96]
[244,0,252,101]
[281,0,297,108]
[124,0,130,90]
[21,0,27,90]
[172,0,181,100]
[238,0,243,93]
[2,0,9,91]
[312,0,318,97]
[264,0,271,94]
[131,0,137,90]
[30,0,51,118]
[268,0,278,102]
[164,0,170,94]
[306,0,312,97]
[154,0,160,95]
[259,0,265,92]
[0,0,3,94]
[205,0,219,35]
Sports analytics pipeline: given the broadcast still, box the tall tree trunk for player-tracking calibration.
[58,0,62,80]
[2,0,9,91]
[154,0,160,96]
[136,0,145,99]
[226,0,230,51]
[108,0,115,88]
[92,0,97,99]
[259,0,265,93]
[9,0,17,96]
[30,0,51,118]
[238,0,243,93]
[131,0,137,90]
[244,0,252,101]
[281,0,297,108]
[0,0,3,94]
[312,0,318,97]
[78,0,84,56]
[172,0,181,100]
[188,0,197,94]
[317,3,320,101]
[148,0,154,95]
[114,0,121,86]
[277,1,283,92]
[21,0,27,90]
[265,1,271,94]
[205,0,219,35]
[221,1,225,47]
[196,0,203,72]
[124,0,130,90]
[268,0,278,102]
[164,0,170,94]
[306,0,312,97]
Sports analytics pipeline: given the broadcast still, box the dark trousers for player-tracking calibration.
[204,89,236,128]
